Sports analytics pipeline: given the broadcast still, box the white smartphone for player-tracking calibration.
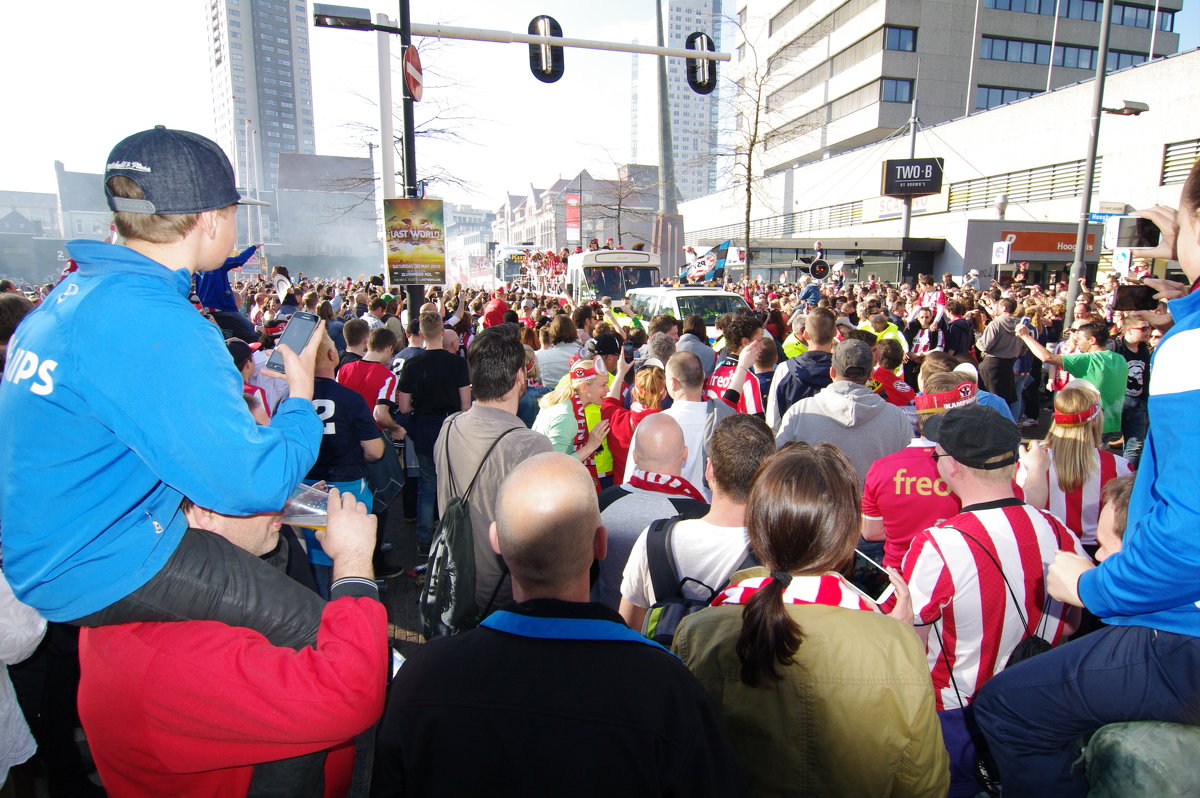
[845,550,896,605]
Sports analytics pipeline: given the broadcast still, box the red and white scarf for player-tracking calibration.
[570,393,591,463]
[713,573,880,613]
[626,469,706,502]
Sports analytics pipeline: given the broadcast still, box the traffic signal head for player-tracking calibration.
[810,259,830,280]
[529,15,565,83]
[685,32,717,95]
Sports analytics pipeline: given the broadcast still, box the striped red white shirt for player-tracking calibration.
[901,499,1084,710]
[1016,447,1132,546]
[704,358,764,414]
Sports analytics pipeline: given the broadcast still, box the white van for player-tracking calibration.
[625,286,750,342]
[566,250,660,303]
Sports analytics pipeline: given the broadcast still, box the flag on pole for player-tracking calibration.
[685,240,731,282]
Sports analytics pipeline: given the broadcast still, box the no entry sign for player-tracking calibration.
[403,45,423,102]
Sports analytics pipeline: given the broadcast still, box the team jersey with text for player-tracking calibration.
[704,358,764,414]
[862,440,962,568]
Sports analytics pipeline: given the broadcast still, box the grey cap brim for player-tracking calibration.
[238,197,272,207]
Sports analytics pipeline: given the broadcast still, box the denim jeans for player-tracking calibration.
[974,624,1200,798]
[1121,398,1148,467]
[1011,373,1032,422]
[416,451,438,547]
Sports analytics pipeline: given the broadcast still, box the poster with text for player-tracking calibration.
[385,198,445,284]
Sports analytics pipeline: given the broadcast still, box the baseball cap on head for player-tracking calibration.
[832,338,872,379]
[105,126,271,215]
[592,333,622,357]
[924,405,1020,470]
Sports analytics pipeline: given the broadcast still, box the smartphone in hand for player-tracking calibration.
[263,311,320,374]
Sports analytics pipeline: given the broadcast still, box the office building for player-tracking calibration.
[682,49,1200,284]
[206,0,318,242]
[730,0,1181,176]
[634,0,724,202]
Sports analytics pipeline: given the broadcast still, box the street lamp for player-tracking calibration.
[312,5,374,31]
[1065,0,1149,326]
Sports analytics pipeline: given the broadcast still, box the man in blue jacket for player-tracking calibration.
[973,189,1200,797]
[0,126,325,647]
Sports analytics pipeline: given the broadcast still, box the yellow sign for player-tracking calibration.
[384,198,445,284]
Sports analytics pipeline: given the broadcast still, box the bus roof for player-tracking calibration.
[567,250,660,268]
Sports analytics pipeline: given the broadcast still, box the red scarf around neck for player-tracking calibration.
[626,470,706,502]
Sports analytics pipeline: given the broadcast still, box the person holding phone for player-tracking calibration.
[975,166,1200,796]
[0,127,327,647]
[672,443,948,797]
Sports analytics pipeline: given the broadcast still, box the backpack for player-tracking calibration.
[640,517,757,647]
[419,422,518,640]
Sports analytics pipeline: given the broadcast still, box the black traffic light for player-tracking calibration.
[685,32,717,95]
[809,259,830,280]
[528,16,565,83]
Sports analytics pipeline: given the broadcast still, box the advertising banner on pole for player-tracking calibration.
[385,198,445,284]
[565,193,581,242]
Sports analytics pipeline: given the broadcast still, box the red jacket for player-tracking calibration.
[600,397,660,486]
[78,597,387,798]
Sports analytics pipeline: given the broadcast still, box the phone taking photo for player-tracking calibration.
[1104,216,1162,250]
[1112,284,1160,312]
[263,311,320,374]
[844,550,896,605]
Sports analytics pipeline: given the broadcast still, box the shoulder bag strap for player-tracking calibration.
[953,528,1036,638]
[460,426,520,503]
[646,517,682,603]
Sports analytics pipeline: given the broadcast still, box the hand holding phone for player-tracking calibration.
[845,550,896,605]
[1112,284,1160,312]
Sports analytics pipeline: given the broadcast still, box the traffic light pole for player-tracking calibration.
[398,0,423,310]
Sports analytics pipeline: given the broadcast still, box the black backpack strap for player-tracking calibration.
[646,517,682,604]
[954,528,1040,639]
[459,426,520,503]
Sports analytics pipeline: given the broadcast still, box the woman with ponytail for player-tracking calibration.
[672,443,948,797]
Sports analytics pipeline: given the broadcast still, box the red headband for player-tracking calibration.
[915,382,977,414]
[1053,401,1100,427]
[570,356,605,384]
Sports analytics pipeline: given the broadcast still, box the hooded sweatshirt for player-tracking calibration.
[774,380,912,482]
[765,350,833,431]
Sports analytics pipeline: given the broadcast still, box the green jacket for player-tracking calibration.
[673,569,949,798]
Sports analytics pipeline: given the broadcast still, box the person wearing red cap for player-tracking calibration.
[481,288,509,329]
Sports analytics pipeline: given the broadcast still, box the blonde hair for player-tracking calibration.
[634,365,666,410]
[539,378,575,408]
[523,345,541,382]
[1045,386,1103,492]
[107,175,205,243]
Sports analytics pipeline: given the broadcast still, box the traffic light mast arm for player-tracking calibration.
[406,22,730,62]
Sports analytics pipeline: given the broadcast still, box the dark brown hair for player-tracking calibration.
[709,414,775,503]
[736,443,861,687]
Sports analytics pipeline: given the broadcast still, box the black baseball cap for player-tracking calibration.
[593,333,622,356]
[924,405,1020,470]
[105,126,270,215]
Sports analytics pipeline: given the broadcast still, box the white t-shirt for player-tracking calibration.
[622,399,711,500]
[621,518,749,608]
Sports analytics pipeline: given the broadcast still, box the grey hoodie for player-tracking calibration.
[774,380,912,482]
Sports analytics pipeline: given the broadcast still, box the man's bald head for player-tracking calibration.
[633,413,686,475]
[493,453,602,595]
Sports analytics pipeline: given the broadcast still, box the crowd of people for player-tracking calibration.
[0,124,1197,798]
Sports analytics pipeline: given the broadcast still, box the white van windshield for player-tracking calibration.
[676,294,749,325]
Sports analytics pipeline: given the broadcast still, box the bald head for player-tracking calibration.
[493,453,602,596]
[666,351,704,398]
[633,413,686,475]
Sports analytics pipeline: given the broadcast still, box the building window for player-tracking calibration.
[981,36,1050,65]
[881,78,913,103]
[1106,49,1147,70]
[976,84,1034,110]
[884,26,916,52]
[1054,43,1096,69]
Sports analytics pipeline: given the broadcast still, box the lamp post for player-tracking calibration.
[1064,0,1148,326]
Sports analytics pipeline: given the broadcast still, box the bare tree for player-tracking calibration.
[699,15,821,261]
[586,166,659,246]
